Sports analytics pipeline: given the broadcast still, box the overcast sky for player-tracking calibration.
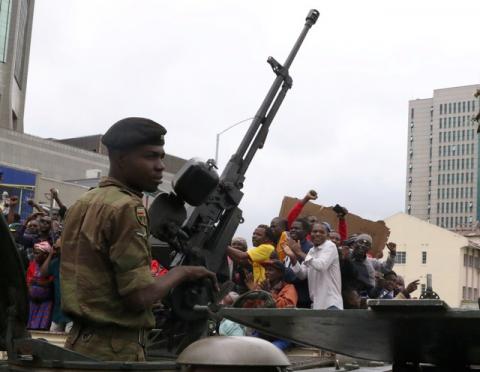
[24,0,480,241]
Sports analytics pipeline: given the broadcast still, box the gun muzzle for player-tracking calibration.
[306,9,320,27]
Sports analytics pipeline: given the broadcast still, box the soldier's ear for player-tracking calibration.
[109,149,129,168]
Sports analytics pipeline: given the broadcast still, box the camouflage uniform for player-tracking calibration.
[60,177,155,361]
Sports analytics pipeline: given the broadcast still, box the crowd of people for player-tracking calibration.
[3,189,72,332]
[4,186,419,342]
[221,190,420,348]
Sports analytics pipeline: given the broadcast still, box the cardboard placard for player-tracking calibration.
[279,196,390,256]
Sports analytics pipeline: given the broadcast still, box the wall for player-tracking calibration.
[0,128,110,180]
[385,212,467,307]
[36,177,88,209]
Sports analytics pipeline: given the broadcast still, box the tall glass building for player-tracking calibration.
[0,0,34,133]
[406,84,480,230]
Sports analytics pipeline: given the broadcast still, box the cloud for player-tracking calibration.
[24,0,480,241]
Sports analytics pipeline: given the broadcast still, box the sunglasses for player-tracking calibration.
[40,219,51,224]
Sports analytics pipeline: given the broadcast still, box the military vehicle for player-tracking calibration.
[3,8,480,372]
[0,9,318,371]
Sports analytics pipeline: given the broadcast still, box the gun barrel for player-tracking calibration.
[225,9,319,180]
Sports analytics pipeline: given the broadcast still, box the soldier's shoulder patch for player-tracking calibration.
[135,206,148,227]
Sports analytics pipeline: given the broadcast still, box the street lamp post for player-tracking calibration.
[215,117,253,164]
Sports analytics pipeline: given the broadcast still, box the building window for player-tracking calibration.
[421,251,427,264]
[395,251,406,264]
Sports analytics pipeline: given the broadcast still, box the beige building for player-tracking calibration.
[385,212,479,308]
[406,84,480,230]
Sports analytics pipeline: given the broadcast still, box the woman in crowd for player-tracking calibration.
[26,240,54,330]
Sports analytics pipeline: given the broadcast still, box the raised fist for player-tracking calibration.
[386,242,397,254]
[306,190,318,200]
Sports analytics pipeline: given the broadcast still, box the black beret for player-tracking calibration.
[101,117,167,150]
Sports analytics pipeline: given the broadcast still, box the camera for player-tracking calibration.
[333,204,347,216]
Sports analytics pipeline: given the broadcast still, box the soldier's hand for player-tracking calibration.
[180,266,219,291]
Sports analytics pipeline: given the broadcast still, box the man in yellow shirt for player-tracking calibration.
[227,224,275,284]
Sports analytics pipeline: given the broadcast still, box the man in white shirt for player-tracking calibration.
[283,222,343,309]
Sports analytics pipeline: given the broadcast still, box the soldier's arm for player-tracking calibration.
[109,202,217,312]
[124,265,218,311]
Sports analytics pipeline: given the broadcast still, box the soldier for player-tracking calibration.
[60,117,217,361]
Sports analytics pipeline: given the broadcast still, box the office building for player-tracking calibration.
[0,128,186,218]
[0,0,34,132]
[406,84,480,230]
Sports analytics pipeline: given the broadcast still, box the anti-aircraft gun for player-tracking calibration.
[148,9,319,354]
[0,10,319,370]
